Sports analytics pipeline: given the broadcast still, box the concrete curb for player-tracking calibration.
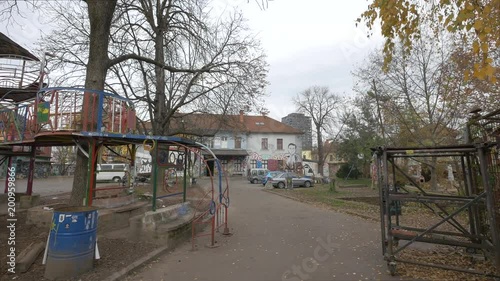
[262,188,379,222]
[102,244,171,281]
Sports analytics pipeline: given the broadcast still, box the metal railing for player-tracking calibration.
[0,55,41,93]
[0,87,137,144]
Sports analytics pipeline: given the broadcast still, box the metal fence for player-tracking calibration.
[373,142,500,278]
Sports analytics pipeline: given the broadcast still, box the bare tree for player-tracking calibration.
[351,25,497,190]
[293,86,342,176]
[51,146,76,176]
[3,0,269,205]
[106,3,268,135]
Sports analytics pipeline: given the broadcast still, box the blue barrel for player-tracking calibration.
[44,206,98,280]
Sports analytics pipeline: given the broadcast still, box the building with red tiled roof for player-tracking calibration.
[169,111,304,177]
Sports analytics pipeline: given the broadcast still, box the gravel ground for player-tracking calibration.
[0,210,159,281]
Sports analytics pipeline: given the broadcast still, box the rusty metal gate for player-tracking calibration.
[373,109,500,277]
[373,144,499,277]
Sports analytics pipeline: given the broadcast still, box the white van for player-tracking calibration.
[96,163,128,182]
[247,168,269,184]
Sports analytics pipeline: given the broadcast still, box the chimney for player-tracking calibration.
[239,110,244,123]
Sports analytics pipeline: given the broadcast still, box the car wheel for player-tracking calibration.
[304,181,311,188]
[278,182,285,189]
[252,179,259,184]
[112,176,122,183]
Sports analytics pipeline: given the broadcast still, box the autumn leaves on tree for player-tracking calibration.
[359,0,499,82]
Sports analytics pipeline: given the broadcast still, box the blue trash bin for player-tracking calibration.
[44,206,98,280]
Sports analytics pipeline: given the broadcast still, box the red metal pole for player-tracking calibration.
[82,93,89,131]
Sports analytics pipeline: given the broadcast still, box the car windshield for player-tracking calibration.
[269,171,281,177]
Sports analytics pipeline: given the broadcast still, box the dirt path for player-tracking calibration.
[125,177,404,281]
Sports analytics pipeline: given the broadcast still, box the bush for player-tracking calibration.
[336,163,361,179]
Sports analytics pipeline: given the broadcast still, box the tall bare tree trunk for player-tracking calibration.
[430,157,438,191]
[317,124,324,176]
[69,0,117,206]
[152,25,166,136]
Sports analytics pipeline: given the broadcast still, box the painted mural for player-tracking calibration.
[247,142,303,173]
[284,143,300,170]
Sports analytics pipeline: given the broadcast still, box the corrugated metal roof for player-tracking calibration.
[0,32,39,61]
[169,113,303,135]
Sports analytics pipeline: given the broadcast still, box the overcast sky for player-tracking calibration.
[234,0,384,120]
[1,0,383,121]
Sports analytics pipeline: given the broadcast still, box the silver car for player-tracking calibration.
[270,172,313,188]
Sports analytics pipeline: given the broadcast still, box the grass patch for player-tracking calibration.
[269,183,380,216]
[336,178,372,186]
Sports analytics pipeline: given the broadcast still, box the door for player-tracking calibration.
[206,160,215,176]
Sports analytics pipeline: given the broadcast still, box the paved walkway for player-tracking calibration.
[125,178,405,281]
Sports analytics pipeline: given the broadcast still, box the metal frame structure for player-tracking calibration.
[0,35,230,248]
[373,144,500,277]
[373,105,500,278]
[0,87,230,248]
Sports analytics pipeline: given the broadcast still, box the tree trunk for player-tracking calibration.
[69,0,117,206]
[152,28,166,136]
[430,157,438,191]
[316,124,324,176]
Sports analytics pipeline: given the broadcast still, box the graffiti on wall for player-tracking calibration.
[247,142,303,172]
[284,143,300,170]
[249,151,262,161]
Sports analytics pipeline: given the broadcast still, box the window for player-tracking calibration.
[234,159,243,172]
[220,159,228,172]
[100,165,112,170]
[235,137,241,149]
[221,136,228,149]
[204,138,214,148]
[329,155,334,161]
[261,160,268,169]
[250,160,257,169]
[113,164,125,171]
[261,138,268,150]
[277,138,283,150]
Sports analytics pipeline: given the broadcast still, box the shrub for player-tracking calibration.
[336,163,361,179]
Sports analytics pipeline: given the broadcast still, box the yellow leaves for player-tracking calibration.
[464,70,470,82]
[472,62,498,82]
[480,43,488,53]
[483,4,492,15]
[484,65,495,77]
[359,0,499,82]
[443,14,453,26]
[472,41,480,53]
[473,20,483,31]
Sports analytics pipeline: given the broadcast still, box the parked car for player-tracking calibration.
[96,163,128,182]
[262,171,284,186]
[247,168,269,184]
[270,172,314,188]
